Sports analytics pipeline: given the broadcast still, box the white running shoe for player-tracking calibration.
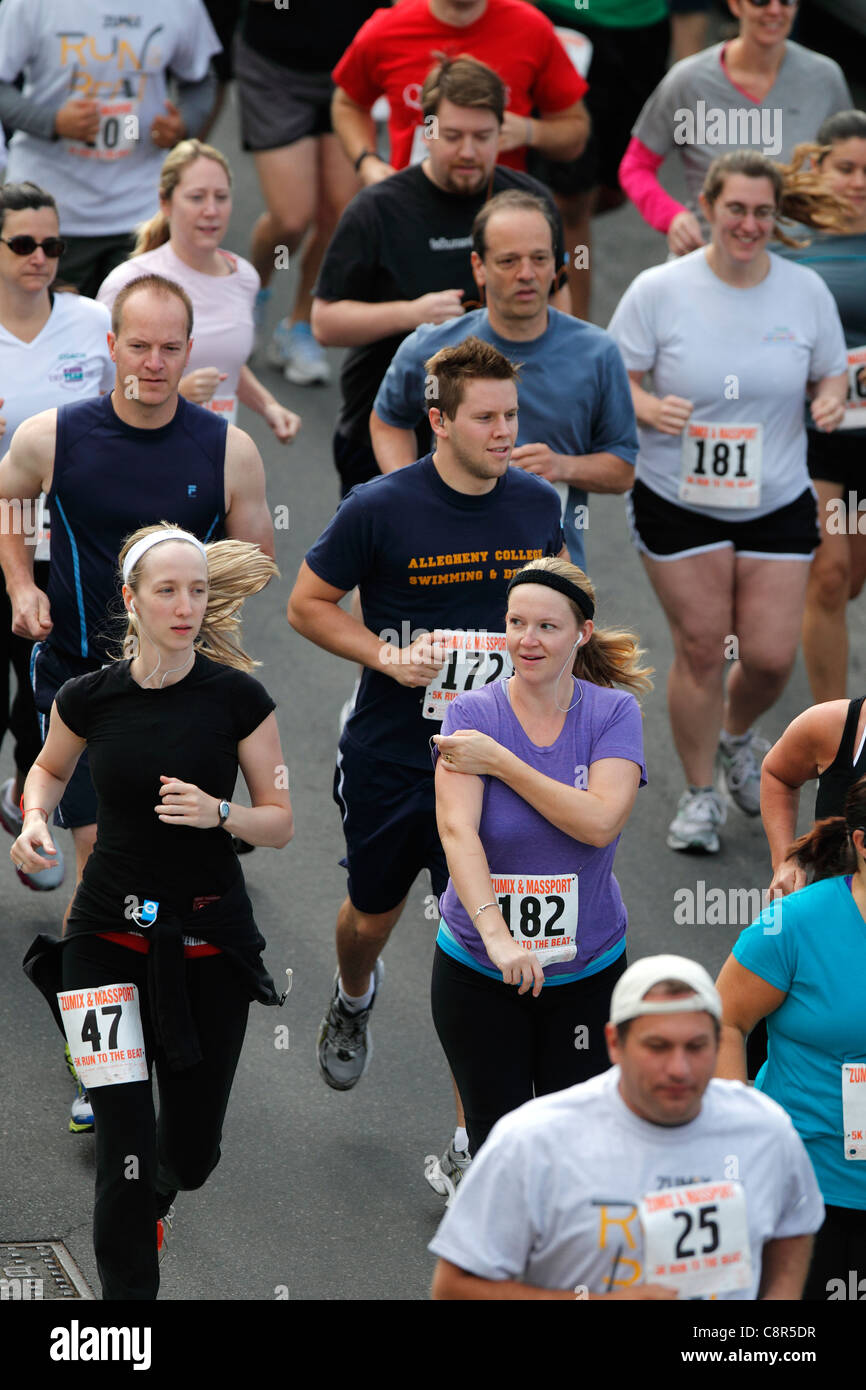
[267,320,331,385]
[424,1143,472,1208]
[718,729,770,817]
[666,788,727,854]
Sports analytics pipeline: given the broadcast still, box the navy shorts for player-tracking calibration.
[31,641,101,828]
[333,737,448,915]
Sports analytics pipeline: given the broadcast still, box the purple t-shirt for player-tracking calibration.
[437,679,646,980]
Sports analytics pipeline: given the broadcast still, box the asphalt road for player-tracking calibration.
[3,60,866,1309]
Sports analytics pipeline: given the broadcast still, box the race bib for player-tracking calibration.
[205,396,238,426]
[57,982,147,1087]
[491,871,578,967]
[841,346,866,431]
[553,26,593,79]
[68,101,140,162]
[842,1062,866,1159]
[423,631,513,721]
[640,1181,753,1297]
[679,423,763,509]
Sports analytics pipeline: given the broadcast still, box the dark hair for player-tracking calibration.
[0,182,58,236]
[420,53,505,124]
[424,335,519,420]
[787,775,866,880]
[471,189,558,262]
[814,109,866,149]
[616,980,721,1043]
[111,273,194,339]
[701,149,853,244]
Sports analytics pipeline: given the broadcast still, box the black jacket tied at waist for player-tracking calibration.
[23,872,284,1071]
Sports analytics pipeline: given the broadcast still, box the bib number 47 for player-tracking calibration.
[80,1005,123,1053]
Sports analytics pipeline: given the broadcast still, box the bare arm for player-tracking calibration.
[330,86,394,185]
[0,410,56,638]
[551,280,572,315]
[223,424,274,558]
[312,289,465,349]
[236,365,301,445]
[714,955,788,1083]
[369,409,417,473]
[762,702,848,895]
[527,101,590,162]
[510,444,634,493]
[221,713,293,848]
[626,367,694,435]
[432,1259,676,1301]
[809,371,848,432]
[758,1234,814,1300]
[11,703,86,875]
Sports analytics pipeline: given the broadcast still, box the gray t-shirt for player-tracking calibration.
[633,41,852,216]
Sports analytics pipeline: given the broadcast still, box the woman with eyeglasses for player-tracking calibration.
[608,150,848,856]
[0,181,113,893]
[619,0,851,257]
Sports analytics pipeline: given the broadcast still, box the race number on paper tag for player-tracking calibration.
[490,872,578,967]
[679,422,763,509]
[205,396,238,426]
[842,1062,866,1159]
[57,983,147,1087]
[423,631,513,720]
[841,347,866,431]
[640,1181,753,1297]
[68,102,139,161]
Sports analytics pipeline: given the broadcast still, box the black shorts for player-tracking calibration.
[333,737,448,915]
[527,15,670,196]
[807,426,866,493]
[31,641,102,828]
[234,35,333,151]
[627,477,820,561]
[333,430,379,498]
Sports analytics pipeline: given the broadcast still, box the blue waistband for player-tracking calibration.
[436,918,625,986]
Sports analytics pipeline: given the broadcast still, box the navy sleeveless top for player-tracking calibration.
[815,696,866,820]
[47,394,227,661]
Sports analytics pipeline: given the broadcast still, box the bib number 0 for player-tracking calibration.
[57,982,148,1087]
[490,872,578,966]
[679,422,763,509]
[424,631,513,720]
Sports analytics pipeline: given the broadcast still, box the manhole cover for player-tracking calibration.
[0,1242,94,1299]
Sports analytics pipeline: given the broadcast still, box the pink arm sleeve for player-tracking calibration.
[618,137,687,236]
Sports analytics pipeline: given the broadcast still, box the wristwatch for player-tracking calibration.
[218,799,231,827]
[354,148,374,172]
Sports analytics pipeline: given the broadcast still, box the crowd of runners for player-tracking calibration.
[0,0,863,1303]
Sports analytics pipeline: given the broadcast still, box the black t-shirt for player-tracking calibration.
[241,0,379,72]
[314,163,567,445]
[55,654,276,920]
[305,454,564,769]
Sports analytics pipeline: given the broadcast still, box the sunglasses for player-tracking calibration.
[0,235,66,258]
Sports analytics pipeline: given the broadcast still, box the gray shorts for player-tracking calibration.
[234,34,334,152]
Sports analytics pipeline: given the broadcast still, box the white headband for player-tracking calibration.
[122,530,209,585]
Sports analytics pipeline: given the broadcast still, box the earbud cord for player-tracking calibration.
[132,611,195,689]
[554,638,583,715]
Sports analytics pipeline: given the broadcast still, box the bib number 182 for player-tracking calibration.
[497,892,565,939]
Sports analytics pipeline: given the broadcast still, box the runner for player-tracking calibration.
[716,785,866,1301]
[312,55,569,498]
[0,0,222,297]
[331,0,588,186]
[619,0,851,256]
[0,182,113,892]
[236,0,377,385]
[287,338,564,1190]
[773,112,866,702]
[16,522,292,1301]
[370,188,638,569]
[607,151,848,854]
[96,140,300,443]
[430,556,651,1159]
[0,273,274,1131]
[430,955,824,1299]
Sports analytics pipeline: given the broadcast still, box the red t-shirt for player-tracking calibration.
[332,0,587,172]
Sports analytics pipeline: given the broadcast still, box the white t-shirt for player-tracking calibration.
[0,0,221,237]
[0,293,114,560]
[96,242,258,426]
[608,250,847,521]
[429,1067,824,1300]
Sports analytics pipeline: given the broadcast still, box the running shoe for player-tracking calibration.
[717,729,770,817]
[157,1205,175,1263]
[424,1143,472,1208]
[267,320,331,386]
[66,1044,95,1133]
[3,779,66,888]
[316,960,384,1091]
[666,788,727,854]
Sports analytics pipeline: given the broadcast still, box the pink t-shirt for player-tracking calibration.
[96,241,259,425]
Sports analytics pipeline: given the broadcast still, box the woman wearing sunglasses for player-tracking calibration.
[0,181,113,892]
[619,0,851,258]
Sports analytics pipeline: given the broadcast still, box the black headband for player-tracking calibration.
[506,569,595,621]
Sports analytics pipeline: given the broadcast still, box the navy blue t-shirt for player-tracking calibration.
[47,393,227,661]
[305,454,564,769]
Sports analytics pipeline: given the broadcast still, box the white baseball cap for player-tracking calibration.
[610,954,722,1026]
